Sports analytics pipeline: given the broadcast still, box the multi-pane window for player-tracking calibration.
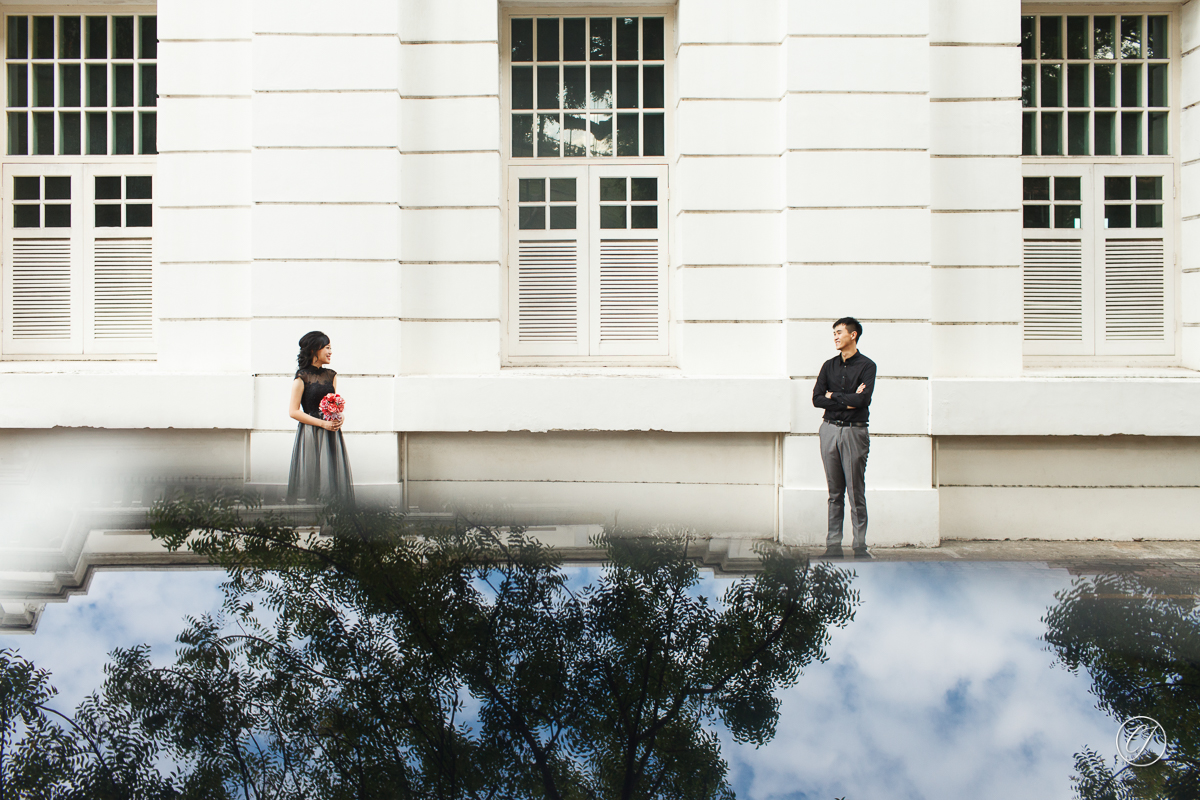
[6,14,157,156]
[509,16,666,158]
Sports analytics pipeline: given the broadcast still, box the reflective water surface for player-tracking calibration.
[1,500,1197,800]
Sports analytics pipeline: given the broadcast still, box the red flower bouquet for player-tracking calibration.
[319,393,345,423]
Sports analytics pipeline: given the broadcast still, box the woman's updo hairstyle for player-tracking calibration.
[297,330,331,371]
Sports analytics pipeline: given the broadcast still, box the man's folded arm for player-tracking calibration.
[812,366,840,409]
[833,364,876,408]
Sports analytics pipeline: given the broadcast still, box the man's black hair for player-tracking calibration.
[833,316,863,341]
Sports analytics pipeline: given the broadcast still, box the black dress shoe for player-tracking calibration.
[852,547,872,559]
[821,546,844,559]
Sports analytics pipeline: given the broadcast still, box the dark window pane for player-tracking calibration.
[95,204,121,227]
[643,18,664,61]
[8,111,26,154]
[616,65,638,108]
[642,65,663,108]
[562,66,585,109]
[114,64,133,107]
[45,176,69,199]
[7,16,27,60]
[1054,205,1081,229]
[1040,15,1061,60]
[631,178,657,201]
[139,64,156,107]
[60,16,80,59]
[562,113,586,157]
[600,177,625,201]
[1023,205,1049,228]
[1023,177,1049,201]
[59,111,80,154]
[589,114,612,156]
[511,114,533,157]
[126,175,151,199]
[87,64,106,107]
[1022,112,1036,155]
[519,178,544,202]
[563,18,585,61]
[616,112,638,155]
[590,18,612,61]
[631,205,656,229]
[511,66,533,109]
[113,111,133,154]
[139,110,155,154]
[537,18,558,62]
[1040,64,1061,107]
[33,64,52,107]
[616,17,638,61]
[1148,64,1167,107]
[126,203,152,227]
[1121,111,1141,155]
[511,18,532,62]
[32,111,52,154]
[590,65,612,108]
[1022,64,1034,107]
[33,16,53,59]
[1054,177,1080,202]
[138,16,157,60]
[1040,111,1062,155]
[1021,16,1035,60]
[1066,64,1087,107]
[643,113,664,156]
[8,64,28,107]
[549,205,575,229]
[1136,177,1162,201]
[536,113,559,156]
[1094,16,1115,59]
[1094,64,1115,107]
[1148,111,1167,155]
[1067,112,1088,155]
[113,17,133,59]
[1105,204,1131,228]
[1136,204,1162,228]
[95,175,120,199]
[86,111,106,154]
[13,176,39,200]
[600,205,625,229]
[1105,176,1131,201]
[537,65,558,109]
[549,178,574,201]
[1096,112,1116,155]
[1066,16,1088,59]
[1120,15,1141,59]
[43,203,69,227]
[13,204,39,227]
[86,16,107,59]
[60,64,81,107]
[1121,64,1141,107]
[1147,15,1168,59]
[518,206,544,229]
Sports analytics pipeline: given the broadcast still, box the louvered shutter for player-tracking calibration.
[1022,237,1093,355]
[507,166,588,357]
[2,164,83,354]
[589,165,669,357]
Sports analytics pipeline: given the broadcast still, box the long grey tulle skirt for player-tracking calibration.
[286,423,355,505]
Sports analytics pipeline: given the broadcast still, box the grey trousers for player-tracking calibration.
[819,420,869,548]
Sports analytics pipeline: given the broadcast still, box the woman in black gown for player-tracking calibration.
[286,331,354,505]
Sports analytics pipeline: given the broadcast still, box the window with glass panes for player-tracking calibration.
[1021,13,1169,157]
[5,14,157,156]
[507,15,666,159]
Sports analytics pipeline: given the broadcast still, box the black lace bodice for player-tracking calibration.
[295,366,336,417]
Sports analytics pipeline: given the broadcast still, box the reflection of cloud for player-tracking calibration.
[724,564,1114,800]
[0,570,225,709]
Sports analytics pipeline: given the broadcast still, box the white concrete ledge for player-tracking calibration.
[395,375,791,432]
[932,374,1200,436]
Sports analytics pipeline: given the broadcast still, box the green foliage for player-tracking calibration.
[1,497,859,800]
[1043,571,1200,800]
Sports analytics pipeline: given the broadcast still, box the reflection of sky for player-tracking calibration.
[1,563,1115,798]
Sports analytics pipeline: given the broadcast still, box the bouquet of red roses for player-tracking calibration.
[319,393,345,424]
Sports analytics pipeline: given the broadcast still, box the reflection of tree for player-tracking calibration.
[1,499,859,799]
[1042,571,1200,800]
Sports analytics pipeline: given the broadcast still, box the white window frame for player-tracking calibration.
[501,7,676,367]
[1021,5,1181,366]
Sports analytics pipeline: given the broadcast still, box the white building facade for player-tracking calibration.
[3,0,1200,548]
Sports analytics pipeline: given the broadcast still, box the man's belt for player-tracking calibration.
[825,419,868,428]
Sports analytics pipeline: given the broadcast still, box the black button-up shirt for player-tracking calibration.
[812,350,877,423]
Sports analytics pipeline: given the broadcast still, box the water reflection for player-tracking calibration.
[1,498,858,799]
[1043,570,1200,799]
